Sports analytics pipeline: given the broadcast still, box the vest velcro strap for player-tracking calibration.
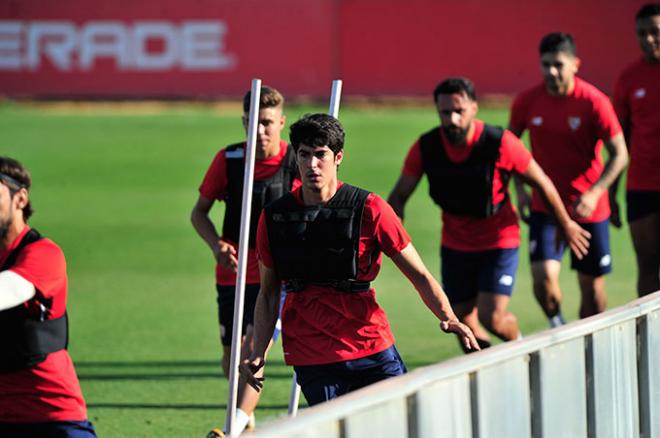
[285,279,371,293]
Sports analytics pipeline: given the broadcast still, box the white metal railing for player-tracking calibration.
[247,291,660,438]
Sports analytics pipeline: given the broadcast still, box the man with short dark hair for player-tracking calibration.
[240,113,479,406]
[191,86,298,431]
[0,156,97,438]
[613,3,660,296]
[509,33,629,325]
[388,78,589,351]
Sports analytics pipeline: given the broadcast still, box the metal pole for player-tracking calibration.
[226,78,261,438]
[329,79,343,118]
[287,79,343,418]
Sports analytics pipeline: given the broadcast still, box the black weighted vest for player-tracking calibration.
[419,125,508,218]
[264,184,370,290]
[0,229,69,372]
[222,143,298,248]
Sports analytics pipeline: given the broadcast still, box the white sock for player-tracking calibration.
[234,409,250,432]
[223,408,250,434]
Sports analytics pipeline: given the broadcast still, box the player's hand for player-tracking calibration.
[609,192,622,229]
[572,190,600,219]
[239,357,265,392]
[440,319,481,352]
[557,220,591,260]
[515,187,532,224]
[213,240,238,272]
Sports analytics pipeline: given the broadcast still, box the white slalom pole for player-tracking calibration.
[328,79,343,118]
[287,79,343,418]
[226,78,261,438]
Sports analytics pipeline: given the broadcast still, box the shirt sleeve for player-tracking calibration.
[9,240,66,300]
[592,92,623,141]
[366,194,411,257]
[401,140,424,178]
[508,93,529,135]
[199,150,228,200]
[256,211,273,268]
[500,130,532,174]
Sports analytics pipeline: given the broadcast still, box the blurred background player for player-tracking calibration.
[241,113,479,406]
[509,32,628,326]
[613,3,660,296]
[388,78,589,351]
[0,157,97,438]
[191,86,298,432]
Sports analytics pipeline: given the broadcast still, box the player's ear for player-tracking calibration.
[574,57,581,72]
[334,149,344,166]
[13,188,29,211]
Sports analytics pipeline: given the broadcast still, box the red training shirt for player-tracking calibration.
[509,77,623,223]
[613,57,660,191]
[403,120,532,251]
[256,183,411,366]
[0,226,88,423]
[199,140,300,286]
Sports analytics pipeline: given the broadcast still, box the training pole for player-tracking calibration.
[226,78,261,438]
[287,79,343,418]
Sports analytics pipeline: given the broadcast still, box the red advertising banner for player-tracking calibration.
[0,0,335,97]
[338,0,646,97]
[0,0,649,98]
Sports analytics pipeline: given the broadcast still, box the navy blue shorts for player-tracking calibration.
[627,190,660,222]
[441,246,519,304]
[529,212,612,277]
[293,345,407,406]
[216,283,261,346]
[0,420,97,438]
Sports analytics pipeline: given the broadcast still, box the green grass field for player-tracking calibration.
[0,102,637,437]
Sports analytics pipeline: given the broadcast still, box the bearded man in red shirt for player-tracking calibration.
[0,157,96,438]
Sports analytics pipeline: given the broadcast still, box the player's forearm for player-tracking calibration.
[391,245,458,323]
[415,274,459,323]
[191,209,222,253]
[589,135,629,194]
[251,286,280,360]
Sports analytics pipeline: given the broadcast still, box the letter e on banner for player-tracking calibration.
[0,21,22,69]
[181,21,236,70]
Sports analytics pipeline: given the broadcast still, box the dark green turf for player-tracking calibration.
[0,103,637,437]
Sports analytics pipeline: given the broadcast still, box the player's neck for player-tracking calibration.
[301,180,338,206]
[549,78,576,97]
[256,140,281,160]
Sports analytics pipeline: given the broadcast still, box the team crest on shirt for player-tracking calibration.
[634,88,646,99]
[531,116,543,126]
[568,116,581,131]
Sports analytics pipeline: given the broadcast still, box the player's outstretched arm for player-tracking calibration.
[390,243,480,352]
[518,159,591,259]
[387,174,420,220]
[239,262,280,392]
